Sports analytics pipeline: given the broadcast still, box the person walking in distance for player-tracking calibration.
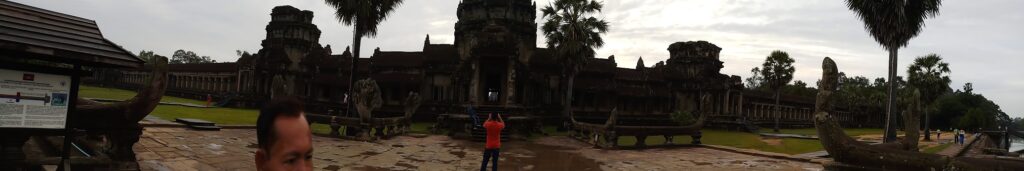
[480,113,505,171]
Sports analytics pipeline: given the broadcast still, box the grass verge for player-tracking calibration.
[923,143,953,154]
[80,85,258,125]
[80,86,207,105]
[773,128,883,137]
[612,129,824,155]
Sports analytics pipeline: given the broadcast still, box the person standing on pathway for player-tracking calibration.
[480,113,505,171]
[953,129,960,145]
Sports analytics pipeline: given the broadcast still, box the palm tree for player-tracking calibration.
[845,0,942,142]
[759,50,795,133]
[540,0,609,120]
[907,54,951,141]
[324,0,403,116]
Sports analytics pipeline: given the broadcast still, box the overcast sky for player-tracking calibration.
[15,0,1023,118]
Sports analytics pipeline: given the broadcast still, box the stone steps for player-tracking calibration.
[175,118,221,131]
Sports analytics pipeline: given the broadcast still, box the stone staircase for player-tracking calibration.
[469,106,511,142]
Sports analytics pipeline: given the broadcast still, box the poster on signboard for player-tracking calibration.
[0,68,71,129]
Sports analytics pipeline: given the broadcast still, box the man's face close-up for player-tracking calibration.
[257,113,313,171]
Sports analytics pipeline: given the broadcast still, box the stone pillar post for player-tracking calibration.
[738,94,744,119]
[197,76,202,91]
[724,90,731,114]
[469,60,480,105]
[504,57,515,106]
[760,104,766,120]
[205,76,210,91]
[223,77,228,92]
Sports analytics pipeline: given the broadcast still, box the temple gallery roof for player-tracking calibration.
[126,62,238,72]
[371,51,424,67]
[0,0,143,68]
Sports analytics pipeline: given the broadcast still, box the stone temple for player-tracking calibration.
[98,2,882,131]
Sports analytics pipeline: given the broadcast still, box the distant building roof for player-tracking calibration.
[582,58,616,74]
[615,68,644,81]
[371,51,424,67]
[166,63,238,73]
[0,0,143,68]
[423,44,458,62]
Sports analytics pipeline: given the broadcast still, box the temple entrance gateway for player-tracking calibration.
[480,57,510,106]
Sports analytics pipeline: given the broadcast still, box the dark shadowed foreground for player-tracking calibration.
[134,127,820,171]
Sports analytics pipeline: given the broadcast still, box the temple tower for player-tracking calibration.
[238,5,327,100]
[454,0,537,107]
[664,41,731,114]
[264,5,321,71]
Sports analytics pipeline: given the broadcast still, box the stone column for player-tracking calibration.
[201,76,206,91]
[738,93,744,120]
[204,76,210,91]
[723,90,731,114]
[222,77,228,92]
[761,104,767,120]
[197,76,202,91]
[469,60,480,105]
[225,77,230,92]
[504,57,515,106]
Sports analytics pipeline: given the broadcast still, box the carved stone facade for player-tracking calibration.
[101,3,880,129]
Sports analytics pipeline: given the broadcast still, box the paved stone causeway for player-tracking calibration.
[135,127,822,171]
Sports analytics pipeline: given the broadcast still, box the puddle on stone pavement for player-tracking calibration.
[323,165,341,171]
[452,139,604,171]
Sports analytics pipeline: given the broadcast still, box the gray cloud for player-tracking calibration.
[14,0,1023,117]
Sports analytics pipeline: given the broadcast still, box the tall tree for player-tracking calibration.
[845,0,942,142]
[907,54,950,141]
[962,82,973,94]
[746,67,763,90]
[324,0,403,116]
[137,50,158,63]
[759,51,795,132]
[170,49,216,64]
[540,0,609,120]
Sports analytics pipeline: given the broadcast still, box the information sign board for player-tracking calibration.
[0,68,71,129]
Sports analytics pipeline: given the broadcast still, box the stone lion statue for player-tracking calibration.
[353,79,382,123]
[403,91,422,119]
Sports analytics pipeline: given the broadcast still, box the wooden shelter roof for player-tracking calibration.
[0,0,143,68]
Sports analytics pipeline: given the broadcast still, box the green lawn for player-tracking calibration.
[612,129,825,155]
[80,85,258,125]
[80,86,207,105]
[603,128,890,155]
[923,143,953,154]
[148,105,258,125]
[311,123,332,135]
[773,128,884,137]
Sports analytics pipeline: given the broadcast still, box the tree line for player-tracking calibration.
[745,51,1013,137]
[133,49,221,64]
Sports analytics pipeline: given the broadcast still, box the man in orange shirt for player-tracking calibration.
[480,113,505,171]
